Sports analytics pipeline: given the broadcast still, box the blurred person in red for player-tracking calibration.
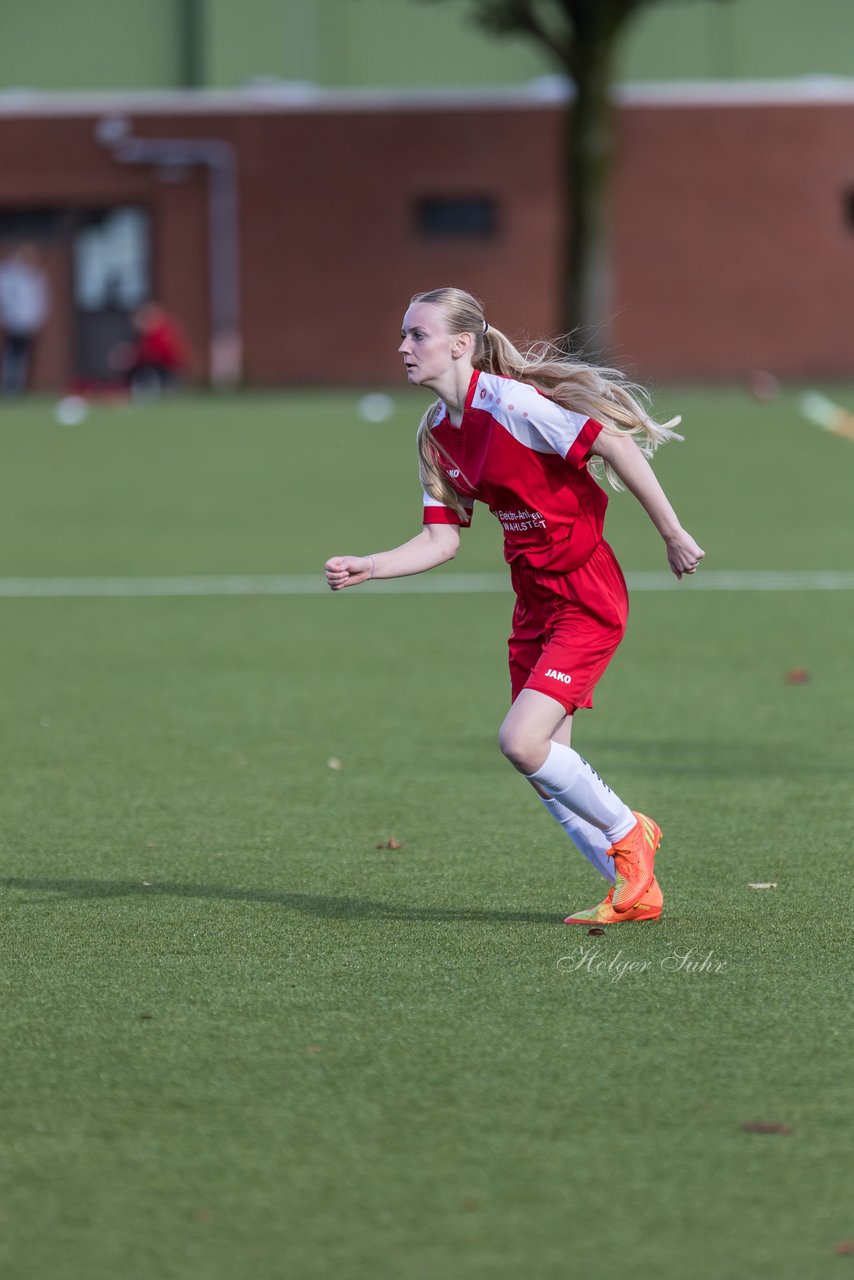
[120,301,189,396]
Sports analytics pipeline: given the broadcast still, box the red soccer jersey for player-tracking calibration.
[422,369,608,573]
[136,318,187,371]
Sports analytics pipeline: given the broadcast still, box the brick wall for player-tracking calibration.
[1,89,852,388]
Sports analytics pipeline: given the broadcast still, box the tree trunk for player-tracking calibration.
[563,28,618,356]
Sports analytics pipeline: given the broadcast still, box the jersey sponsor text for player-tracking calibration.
[497,508,546,532]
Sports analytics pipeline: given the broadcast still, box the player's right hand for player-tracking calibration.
[665,529,705,580]
[324,555,372,590]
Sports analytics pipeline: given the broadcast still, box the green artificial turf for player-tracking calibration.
[0,387,852,1279]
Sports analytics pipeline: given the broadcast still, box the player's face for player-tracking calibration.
[398,303,455,387]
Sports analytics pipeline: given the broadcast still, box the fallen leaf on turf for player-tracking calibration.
[327,757,342,770]
[305,1045,322,1053]
[747,883,778,889]
[462,1198,479,1212]
[375,837,403,850]
[588,927,605,936]
[786,668,810,684]
[836,1242,854,1256]
[741,1122,791,1134]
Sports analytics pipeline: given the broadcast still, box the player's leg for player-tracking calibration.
[504,696,665,916]
[506,584,625,883]
[504,550,660,912]
[530,713,615,883]
[502,627,658,908]
[501,691,661,915]
[1,334,27,394]
[526,707,662,919]
[509,626,617,882]
[500,687,635,836]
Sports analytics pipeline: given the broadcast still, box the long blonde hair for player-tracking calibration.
[412,286,681,518]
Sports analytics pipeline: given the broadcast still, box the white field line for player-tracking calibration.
[0,570,852,598]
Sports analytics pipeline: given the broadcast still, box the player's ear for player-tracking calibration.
[452,331,474,359]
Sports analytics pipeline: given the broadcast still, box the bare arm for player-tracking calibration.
[591,431,705,579]
[325,523,460,591]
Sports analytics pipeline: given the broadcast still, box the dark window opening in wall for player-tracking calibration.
[416,196,499,239]
[845,190,854,230]
[0,207,73,242]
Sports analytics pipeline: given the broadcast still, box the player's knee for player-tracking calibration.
[498,721,545,775]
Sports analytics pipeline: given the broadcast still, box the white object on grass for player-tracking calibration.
[799,391,844,431]
[54,396,89,425]
[799,391,854,441]
[357,393,394,423]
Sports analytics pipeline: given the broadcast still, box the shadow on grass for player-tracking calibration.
[589,738,840,778]
[0,877,559,925]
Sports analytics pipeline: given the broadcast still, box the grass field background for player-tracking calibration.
[0,386,852,1279]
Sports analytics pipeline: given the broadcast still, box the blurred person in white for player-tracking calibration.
[0,244,51,394]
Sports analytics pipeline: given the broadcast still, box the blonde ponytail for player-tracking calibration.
[410,287,681,495]
[495,334,683,491]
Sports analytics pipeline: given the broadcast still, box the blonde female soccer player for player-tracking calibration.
[325,288,704,925]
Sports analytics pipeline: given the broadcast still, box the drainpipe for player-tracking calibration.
[98,125,241,387]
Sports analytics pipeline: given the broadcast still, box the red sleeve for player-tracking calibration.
[565,417,603,469]
[422,494,473,528]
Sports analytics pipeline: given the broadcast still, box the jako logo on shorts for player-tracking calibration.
[545,668,572,684]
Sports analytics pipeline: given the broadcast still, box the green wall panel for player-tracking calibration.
[0,0,852,93]
[619,0,854,83]
[0,0,179,91]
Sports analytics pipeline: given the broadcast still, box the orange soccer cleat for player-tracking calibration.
[609,812,662,913]
[563,876,663,925]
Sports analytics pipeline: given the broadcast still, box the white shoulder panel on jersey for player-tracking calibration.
[422,490,474,513]
[474,371,590,457]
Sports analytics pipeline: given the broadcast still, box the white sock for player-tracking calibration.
[538,794,615,883]
[527,742,635,843]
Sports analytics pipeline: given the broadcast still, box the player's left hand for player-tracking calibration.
[665,529,705,580]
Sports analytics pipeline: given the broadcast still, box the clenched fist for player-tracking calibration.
[324,555,374,590]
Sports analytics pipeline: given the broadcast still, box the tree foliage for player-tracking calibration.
[417,0,728,351]
[458,0,648,71]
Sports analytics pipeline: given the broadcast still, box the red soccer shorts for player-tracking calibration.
[507,539,629,714]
